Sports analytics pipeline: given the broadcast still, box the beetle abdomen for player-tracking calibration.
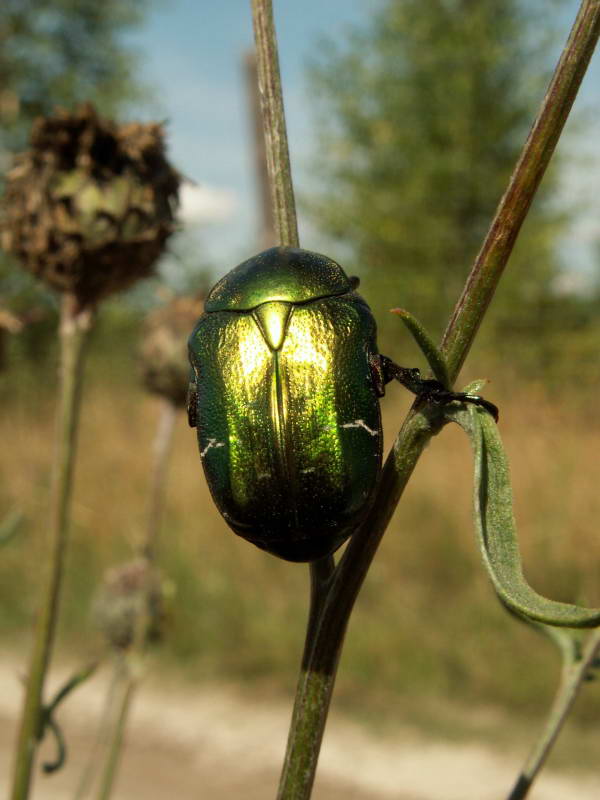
[190,293,382,561]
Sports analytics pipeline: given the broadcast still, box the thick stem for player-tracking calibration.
[506,629,600,800]
[277,411,435,799]
[274,1,600,797]
[11,294,94,800]
[441,0,600,382]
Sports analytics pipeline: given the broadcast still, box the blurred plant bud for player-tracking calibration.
[93,559,171,652]
[139,294,204,406]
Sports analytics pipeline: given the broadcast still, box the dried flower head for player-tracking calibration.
[0,104,180,307]
[93,559,168,651]
[139,294,204,406]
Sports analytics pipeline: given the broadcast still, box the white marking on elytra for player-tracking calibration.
[301,468,316,474]
[341,419,379,436]
[201,438,225,458]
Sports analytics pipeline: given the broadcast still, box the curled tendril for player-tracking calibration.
[37,661,99,774]
[41,716,66,774]
[445,403,600,629]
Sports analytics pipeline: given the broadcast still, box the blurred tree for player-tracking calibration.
[307,0,572,360]
[0,0,152,153]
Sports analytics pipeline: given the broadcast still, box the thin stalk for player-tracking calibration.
[506,629,600,800]
[11,293,94,800]
[143,397,178,561]
[244,50,278,249]
[91,397,178,799]
[261,1,600,797]
[251,0,299,248]
[73,658,125,800]
[95,670,136,800]
[84,398,178,800]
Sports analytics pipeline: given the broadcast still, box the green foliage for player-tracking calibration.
[306,0,569,355]
[0,0,152,152]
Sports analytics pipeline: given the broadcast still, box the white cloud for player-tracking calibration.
[177,182,238,225]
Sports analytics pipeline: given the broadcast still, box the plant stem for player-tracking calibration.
[506,629,600,800]
[250,5,337,790]
[244,49,278,249]
[143,397,178,561]
[251,0,299,249]
[277,410,436,799]
[90,397,178,799]
[265,1,600,797]
[440,0,600,382]
[73,658,125,800]
[95,665,136,800]
[11,293,94,800]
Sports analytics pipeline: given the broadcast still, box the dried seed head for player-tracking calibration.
[139,294,204,406]
[0,104,180,307]
[93,559,168,652]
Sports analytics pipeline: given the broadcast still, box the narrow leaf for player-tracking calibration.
[446,405,600,628]
[391,308,450,387]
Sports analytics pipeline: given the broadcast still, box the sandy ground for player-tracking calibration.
[1,658,599,800]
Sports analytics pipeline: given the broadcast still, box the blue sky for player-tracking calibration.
[127,1,600,286]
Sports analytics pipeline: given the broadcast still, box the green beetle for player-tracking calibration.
[188,247,496,562]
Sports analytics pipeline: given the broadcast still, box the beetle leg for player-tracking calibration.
[187,377,198,428]
[369,353,387,398]
[380,355,499,421]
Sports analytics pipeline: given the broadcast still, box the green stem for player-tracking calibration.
[277,410,437,800]
[90,397,177,799]
[95,667,136,800]
[11,293,94,800]
[272,1,600,797]
[244,50,278,249]
[440,0,600,382]
[506,629,600,800]
[250,3,337,792]
[73,658,125,800]
[143,397,178,561]
[251,0,299,248]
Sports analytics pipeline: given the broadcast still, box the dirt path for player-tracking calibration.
[1,658,598,800]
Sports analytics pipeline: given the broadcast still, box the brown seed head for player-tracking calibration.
[0,104,180,307]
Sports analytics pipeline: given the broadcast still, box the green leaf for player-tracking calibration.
[0,509,24,546]
[461,378,488,395]
[391,307,450,386]
[446,404,600,628]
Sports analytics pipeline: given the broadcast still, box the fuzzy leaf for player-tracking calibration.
[446,404,600,628]
[391,308,450,387]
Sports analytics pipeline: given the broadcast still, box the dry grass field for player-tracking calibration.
[1,331,600,752]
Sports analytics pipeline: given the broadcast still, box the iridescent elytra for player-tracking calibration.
[188,246,386,562]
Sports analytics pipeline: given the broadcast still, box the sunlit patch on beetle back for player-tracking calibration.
[253,301,293,350]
